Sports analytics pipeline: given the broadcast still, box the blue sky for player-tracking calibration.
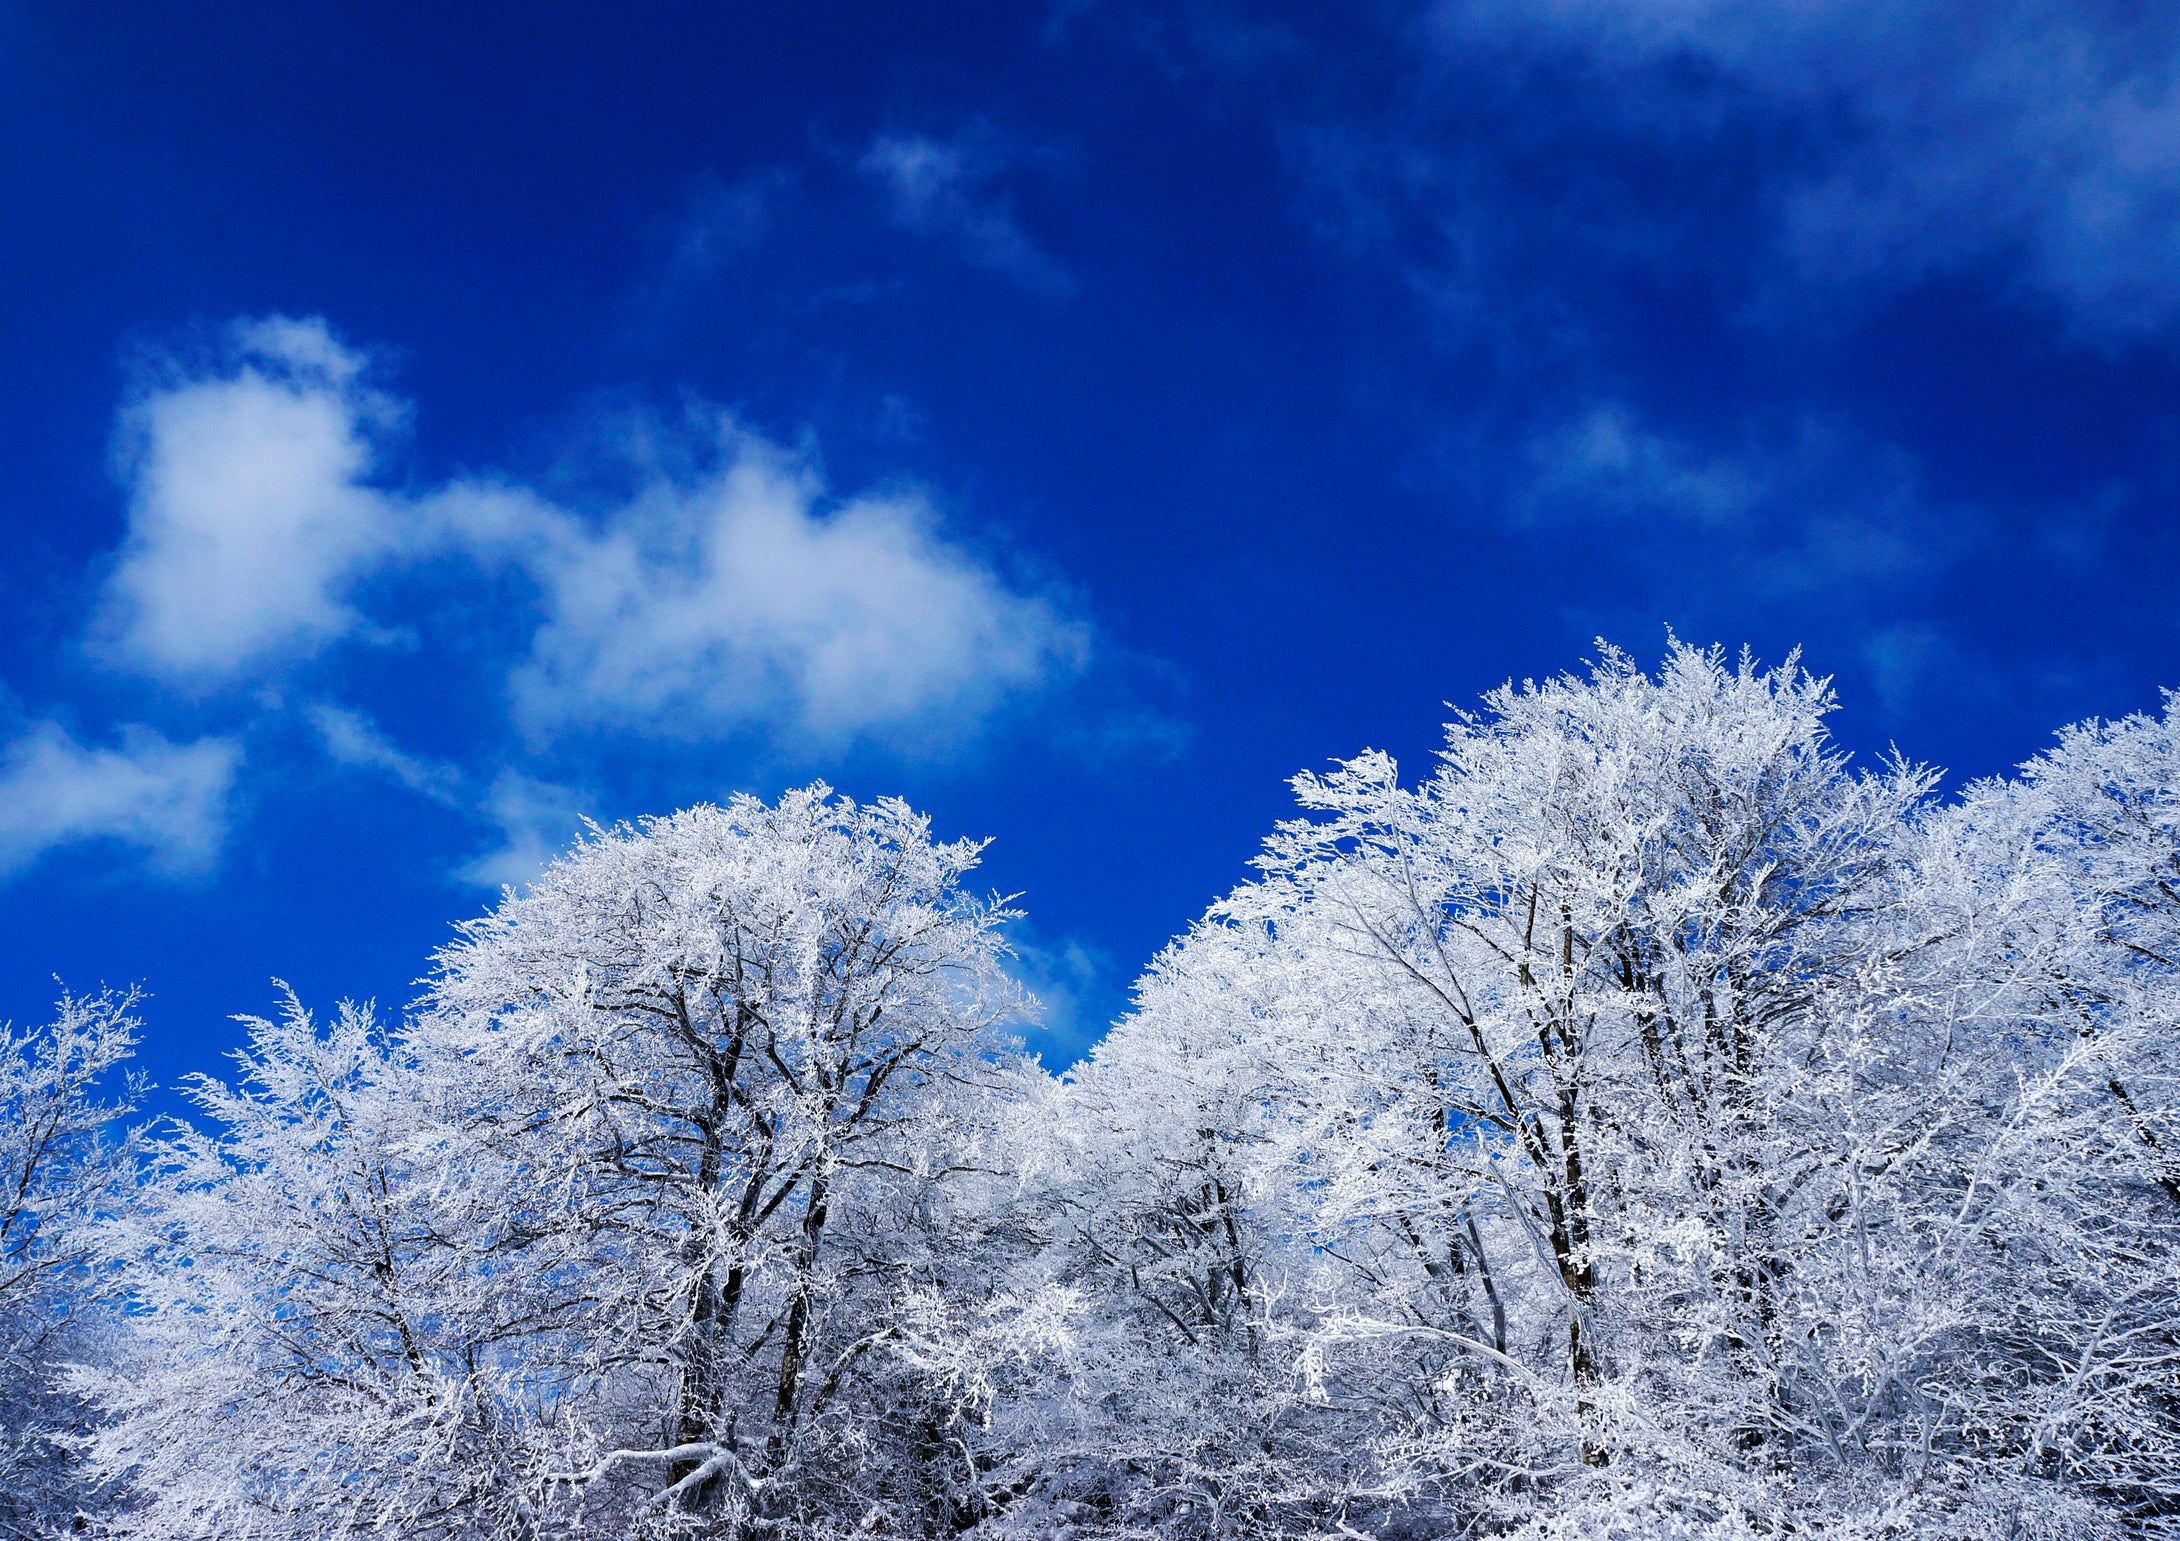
[4,0,2179,1083]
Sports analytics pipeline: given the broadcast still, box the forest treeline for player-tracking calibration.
[3,643,2176,1540]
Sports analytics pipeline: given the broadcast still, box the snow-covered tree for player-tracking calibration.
[1041,643,2179,1538]
[407,786,1045,1535]
[77,990,543,1541]
[88,786,1049,1540]
[0,989,141,1540]
[55,655,2180,1540]
[1970,688,2180,1211]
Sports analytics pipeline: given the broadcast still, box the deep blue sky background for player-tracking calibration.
[4,0,2178,1091]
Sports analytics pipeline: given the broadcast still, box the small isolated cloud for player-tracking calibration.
[1428,0,2180,338]
[307,703,462,803]
[0,721,240,879]
[97,317,408,683]
[454,770,591,891]
[440,426,1090,747]
[1515,404,1969,596]
[859,127,1077,299]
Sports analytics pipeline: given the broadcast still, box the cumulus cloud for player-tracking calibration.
[97,317,407,682]
[440,428,1089,745]
[1431,0,2180,337]
[859,128,1077,298]
[0,722,240,878]
[90,316,1091,750]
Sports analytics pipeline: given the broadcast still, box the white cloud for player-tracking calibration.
[307,703,463,803]
[90,317,1093,750]
[1432,0,2180,336]
[0,722,240,879]
[97,316,407,683]
[453,770,591,891]
[859,128,1077,299]
[440,426,1089,746]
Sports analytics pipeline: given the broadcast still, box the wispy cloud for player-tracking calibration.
[1424,0,2180,339]
[626,169,794,327]
[1514,402,1976,596]
[664,170,785,282]
[1520,406,1771,531]
[1005,920,1123,1064]
[0,721,239,878]
[452,769,592,891]
[306,704,590,890]
[858,127,1077,299]
[307,703,463,803]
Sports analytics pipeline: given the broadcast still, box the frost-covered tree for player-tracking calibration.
[0,989,141,1541]
[1009,920,1336,1538]
[1038,644,2179,1539]
[1910,693,2180,1528]
[1969,689,2180,1210]
[406,786,1044,1536]
[77,991,542,1541]
[58,655,2180,1541]
[86,786,1047,1541]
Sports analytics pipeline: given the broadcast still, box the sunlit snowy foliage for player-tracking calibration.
[7,646,2178,1538]
[0,989,143,1540]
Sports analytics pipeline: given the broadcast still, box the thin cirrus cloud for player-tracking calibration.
[858,128,1078,299]
[625,169,794,327]
[1513,402,1977,598]
[307,703,464,804]
[0,721,240,879]
[309,703,588,891]
[94,316,1092,748]
[664,171,786,285]
[1427,0,2180,337]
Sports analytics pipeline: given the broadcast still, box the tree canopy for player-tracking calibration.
[6,645,2177,1539]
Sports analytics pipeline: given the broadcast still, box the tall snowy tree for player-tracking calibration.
[0,989,141,1541]
[87,786,1048,1540]
[407,785,1045,1535]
